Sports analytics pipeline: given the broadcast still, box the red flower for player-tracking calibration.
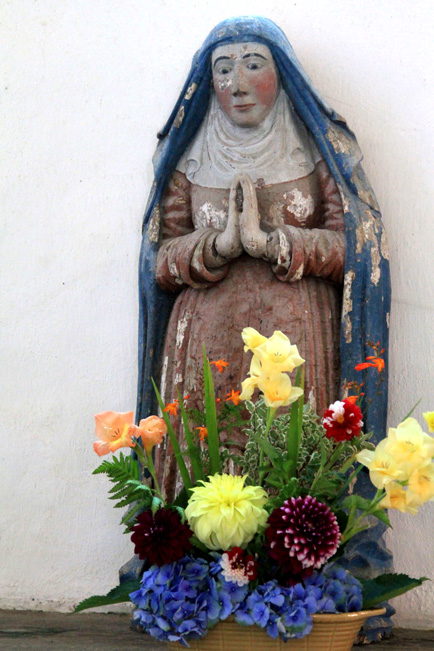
[355,356,385,372]
[210,359,229,373]
[225,390,241,406]
[131,508,193,566]
[220,547,258,586]
[265,496,340,584]
[322,398,363,442]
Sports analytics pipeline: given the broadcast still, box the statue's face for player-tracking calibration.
[212,42,279,128]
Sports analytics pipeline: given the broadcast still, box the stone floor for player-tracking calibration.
[1,610,433,650]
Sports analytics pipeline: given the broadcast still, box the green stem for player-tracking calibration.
[134,442,164,503]
[331,463,364,508]
[258,407,276,486]
[341,488,386,543]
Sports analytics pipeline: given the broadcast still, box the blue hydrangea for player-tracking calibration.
[304,563,363,613]
[130,556,229,646]
[130,556,363,645]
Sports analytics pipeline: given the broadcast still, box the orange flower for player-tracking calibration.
[346,395,358,405]
[225,390,241,406]
[164,400,179,416]
[210,359,229,373]
[196,426,208,441]
[137,415,167,454]
[355,351,385,373]
[93,411,139,457]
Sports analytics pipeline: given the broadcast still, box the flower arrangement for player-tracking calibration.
[76,329,432,648]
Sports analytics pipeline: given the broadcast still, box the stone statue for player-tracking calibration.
[133,18,393,639]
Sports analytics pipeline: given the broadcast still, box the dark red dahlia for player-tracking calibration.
[265,496,340,583]
[322,397,363,442]
[131,508,193,566]
[220,547,258,585]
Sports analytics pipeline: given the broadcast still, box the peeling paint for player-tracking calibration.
[291,263,304,282]
[174,372,183,385]
[195,201,228,230]
[355,210,382,285]
[386,312,390,328]
[337,185,350,214]
[173,105,185,128]
[160,356,169,407]
[147,204,160,242]
[169,261,179,278]
[342,269,355,343]
[218,78,233,91]
[352,166,380,211]
[326,124,353,156]
[184,82,197,100]
[277,229,291,267]
[381,230,390,260]
[176,316,188,349]
[285,188,314,223]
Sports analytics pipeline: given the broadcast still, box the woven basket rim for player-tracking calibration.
[311,608,386,622]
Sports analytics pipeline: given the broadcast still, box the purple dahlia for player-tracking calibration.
[265,496,340,583]
[131,507,193,566]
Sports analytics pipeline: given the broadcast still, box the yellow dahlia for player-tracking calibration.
[185,474,268,550]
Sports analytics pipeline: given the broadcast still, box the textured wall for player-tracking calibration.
[1,0,433,626]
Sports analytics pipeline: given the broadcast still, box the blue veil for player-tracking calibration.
[136,16,391,443]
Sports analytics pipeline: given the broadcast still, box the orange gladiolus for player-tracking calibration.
[137,415,167,454]
[225,390,241,406]
[196,426,208,441]
[210,359,229,373]
[93,411,139,457]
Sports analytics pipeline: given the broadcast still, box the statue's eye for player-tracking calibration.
[219,67,231,75]
[247,62,261,70]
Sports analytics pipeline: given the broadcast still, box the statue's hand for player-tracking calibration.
[238,174,267,258]
[214,175,243,260]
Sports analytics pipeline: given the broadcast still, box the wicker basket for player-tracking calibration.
[167,609,386,650]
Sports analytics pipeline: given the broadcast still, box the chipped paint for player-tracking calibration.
[184,82,197,100]
[291,263,304,282]
[174,372,183,385]
[218,78,233,91]
[337,185,350,214]
[195,201,228,230]
[160,355,169,407]
[277,229,291,267]
[380,230,390,260]
[169,261,179,279]
[355,209,382,285]
[174,105,185,128]
[176,316,188,349]
[285,188,314,223]
[326,124,353,156]
[342,269,355,343]
[386,312,390,328]
[352,166,380,211]
[147,204,160,242]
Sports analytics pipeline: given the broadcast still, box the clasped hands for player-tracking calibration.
[214,173,277,261]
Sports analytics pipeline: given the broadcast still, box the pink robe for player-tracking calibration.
[154,161,345,501]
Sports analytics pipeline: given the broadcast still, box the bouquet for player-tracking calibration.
[76,328,433,647]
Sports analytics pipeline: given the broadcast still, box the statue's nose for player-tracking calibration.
[232,66,249,95]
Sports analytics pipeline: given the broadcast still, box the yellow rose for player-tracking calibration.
[423,411,434,433]
[185,474,268,550]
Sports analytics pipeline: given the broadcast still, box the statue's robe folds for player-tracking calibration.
[155,162,344,501]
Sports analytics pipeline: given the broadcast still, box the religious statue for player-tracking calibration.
[131,16,393,640]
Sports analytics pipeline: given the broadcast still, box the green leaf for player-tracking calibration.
[176,386,205,483]
[152,378,192,492]
[73,580,140,613]
[249,432,282,467]
[203,347,221,476]
[151,496,163,515]
[361,573,429,609]
[371,509,391,527]
[286,367,304,478]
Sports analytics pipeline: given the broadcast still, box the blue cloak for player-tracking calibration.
[136,16,391,442]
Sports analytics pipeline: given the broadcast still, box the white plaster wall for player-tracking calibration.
[1,0,433,627]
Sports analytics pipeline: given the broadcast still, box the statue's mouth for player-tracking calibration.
[233,103,256,110]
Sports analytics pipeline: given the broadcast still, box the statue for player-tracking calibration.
[133,17,393,640]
